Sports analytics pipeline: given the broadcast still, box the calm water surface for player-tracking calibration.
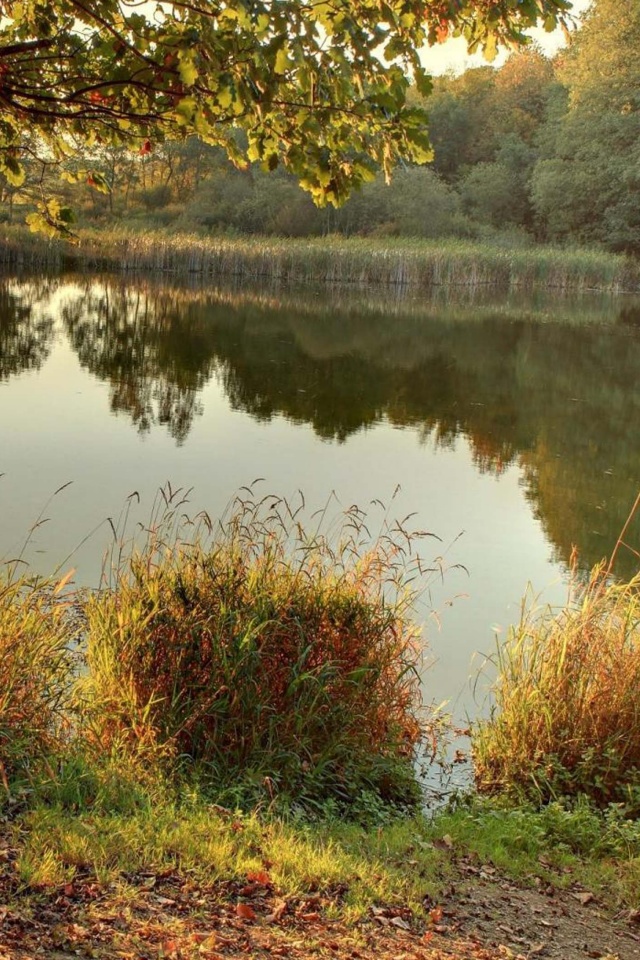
[2,273,640,718]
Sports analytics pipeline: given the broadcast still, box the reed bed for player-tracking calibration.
[1,225,638,292]
[0,227,64,269]
[474,564,640,811]
[77,232,640,293]
[77,487,433,810]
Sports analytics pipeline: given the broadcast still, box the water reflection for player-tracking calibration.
[0,281,54,379]
[2,275,640,577]
[61,285,219,444]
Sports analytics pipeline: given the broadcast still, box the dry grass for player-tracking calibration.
[1,225,638,292]
[0,568,77,787]
[473,561,640,810]
[78,486,435,811]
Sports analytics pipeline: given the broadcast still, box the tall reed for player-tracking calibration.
[80,488,434,809]
[474,563,640,810]
[0,569,77,789]
[0,227,64,268]
[1,225,638,293]
[77,232,640,293]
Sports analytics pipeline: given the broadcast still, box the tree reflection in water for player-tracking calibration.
[3,274,640,577]
[61,282,220,444]
[0,280,55,379]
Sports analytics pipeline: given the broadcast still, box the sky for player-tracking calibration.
[421,0,591,76]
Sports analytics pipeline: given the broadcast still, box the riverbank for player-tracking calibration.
[3,485,640,957]
[3,790,640,960]
[3,532,640,960]
[1,225,638,293]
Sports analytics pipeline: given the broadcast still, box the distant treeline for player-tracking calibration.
[1,0,637,253]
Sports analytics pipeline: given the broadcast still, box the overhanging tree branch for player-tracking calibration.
[0,0,573,236]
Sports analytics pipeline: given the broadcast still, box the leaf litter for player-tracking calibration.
[0,841,638,960]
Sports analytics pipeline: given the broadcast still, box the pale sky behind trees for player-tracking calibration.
[422,0,590,74]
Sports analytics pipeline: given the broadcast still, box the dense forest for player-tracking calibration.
[1,0,637,253]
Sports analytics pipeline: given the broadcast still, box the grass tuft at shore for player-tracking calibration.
[80,490,429,811]
[0,567,78,787]
[473,563,640,812]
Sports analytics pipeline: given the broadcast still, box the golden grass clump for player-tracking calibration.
[474,563,640,810]
[0,570,76,787]
[80,488,432,810]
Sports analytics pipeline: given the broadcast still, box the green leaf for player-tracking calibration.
[483,33,498,62]
[0,154,25,187]
[274,45,290,75]
[414,69,432,99]
[175,96,197,124]
[178,50,198,87]
[217,86,233,110]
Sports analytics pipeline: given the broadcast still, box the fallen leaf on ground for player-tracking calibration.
[247,870,271,885]
[235,903,256,921]
[572,891,595,906]
[265,899,288,923]
[195,934,218,954]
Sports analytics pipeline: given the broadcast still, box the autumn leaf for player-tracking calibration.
[235,903,256,921]
[159,940,180,958]
[572,891,595,906]
[265,899,288,923]
[429,906,443,924]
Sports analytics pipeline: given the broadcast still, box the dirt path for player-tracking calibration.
[1,858,638,960]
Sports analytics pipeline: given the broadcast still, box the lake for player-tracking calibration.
[1,272,640,721]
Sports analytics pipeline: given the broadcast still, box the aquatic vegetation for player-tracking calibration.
[1,225,638,293]
[0,568,77,786]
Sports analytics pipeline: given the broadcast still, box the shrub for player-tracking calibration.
[473,564,640,811]
[0,570,76,788]
[81,490,432,810]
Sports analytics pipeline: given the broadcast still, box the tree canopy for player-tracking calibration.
[531,0,640,251]
[0,0,570,232]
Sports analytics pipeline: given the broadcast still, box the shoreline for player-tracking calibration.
[1,226,639,294]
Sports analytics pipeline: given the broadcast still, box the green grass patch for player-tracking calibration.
[10,786,640,918]
[436,797,640,908]
[13,785,451,919]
